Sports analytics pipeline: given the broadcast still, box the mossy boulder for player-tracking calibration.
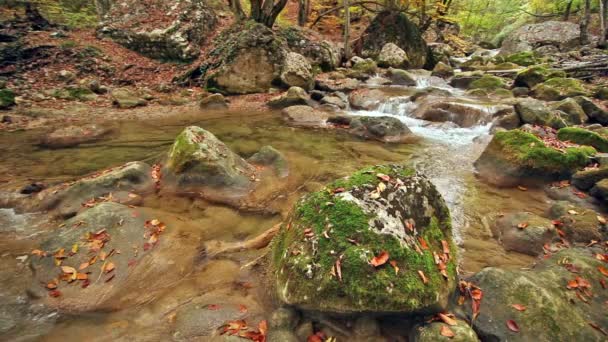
[360,11,430,69]
[548,202,606,242]
[572,167,608,191]
[271,165,457,314]
[557,127,608,153]
[164,126,256,192]
[531,78,589,101]
[574,96,608,125]
[474,130,596,187]
[467,248,608,341]
[352,58,378,75]
[52,87,97,102]
[551,98,588,125]
[514,66,567,89]
[504,51,540,66]
[492,212,554,256]
[0,89,15,109]
[515,98,571,129]
[590,178,608,203]
[468,75,507,91]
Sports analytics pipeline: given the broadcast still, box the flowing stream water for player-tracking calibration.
[0,77,552,340]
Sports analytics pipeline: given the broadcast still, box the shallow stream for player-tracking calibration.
[0,81,553,340]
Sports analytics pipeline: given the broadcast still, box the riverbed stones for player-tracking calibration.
[531,78,589,101]
[271,165,457,314]
[348,116,414,143]
[248,145,288,178]
[281,105,329,127]
[164,126,256,194]
[268,87,310,109]
[414,98,511,128]
[574,96,608,125]
[348,89,387,111]
[548,202,605,242]
[387,67,416,86]
[474,129,596,187]
[431,62,454,78]
[377,43,409,68]
[492,212,554,256]
[280,52,314,90]
[36,162,153,218]
[28,202,188,312]
[466,248,608,341]
[111,88,147,109]
[39,124,111,148]
[572,167,608,191]
[199,93,229,110]
[410,320,480,342]
[515,98,571,129]
[551,99,588,125]
[514,66,566,88]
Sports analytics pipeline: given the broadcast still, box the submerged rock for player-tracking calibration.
[40,124,111,148]
[492,212,554,256]
[248,146,289,178]
[548,202,606,242]
[164,126,256,194]
[348,89,388,111]
[199,94,229,110]
[348,116,414,143]
[474,130,596,187]
[467,248,608,341]
[29,202,191,313]
[35,162,153,218]
[414,98,513,128]
[271,165,457,314]
[282,105,330,127]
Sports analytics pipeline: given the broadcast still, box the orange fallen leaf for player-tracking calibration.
[516,222,528,229]
[238,304,248,313]
[31,249,46,257]
[441,240,450,255]
[438,313,457,326]
[389,260,399,275]
[506,319,519,332]
[78,262,89,271]
[471,289,483,301]
[440,325,455,338]
[511,304,526,311]
[418,237,429,250]
[598,216,607,225]
[334,257,342,282]
[370,251,389,267]
[418,270,428,284]
[517,186,527,191]
[61,266,76,274]
[376,173,390,182]
[104,262,115,274]
[598,266,608,277]
[567,279,579,289]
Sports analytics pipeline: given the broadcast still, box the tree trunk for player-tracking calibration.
[250,0,289,27]
[601,0,607,47]
[344,0,351,61]
[564,0,574,20]
[298,0,310,26]
[580,0,591,45]
[228,0,245,19]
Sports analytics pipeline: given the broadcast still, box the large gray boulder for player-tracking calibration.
[98,0,216,61]
[500,21,581,55]
[164,126,256,194]
[377,43,409,68]
[414,98,513,128]
[280,52,314,90]
[281,105,329,127]
[348,116,414,143]
[271,165,457,314]
[466,248,608,341]
[492,212,554,256]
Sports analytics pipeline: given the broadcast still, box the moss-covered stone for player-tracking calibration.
[248,145,288,178]
[352,58,378,75]
[551,98,587,124]
[52,87,96,101]
[532,77,589,101]
[474,129,596,186]
[0,89,15,109]
[572,167,608,190]
[271,165,456,314]
[557,127,608,153]
[514,66,567,88]
[468,75,507,91]
[467,248,608,341]
[411,320,480,342]
[504,51,540,66]
[548,202,605,242]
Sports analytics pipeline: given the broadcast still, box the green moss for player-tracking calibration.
[514,65,566,88]
[0,89,15,109]
[557,127,608,153]
[272,165,455,312]
[167,131,199,172]
[505,51,540,66]
[52,87,95,101]
[353,59,378,74]
[468,75,507,90]
[494,130,596,173]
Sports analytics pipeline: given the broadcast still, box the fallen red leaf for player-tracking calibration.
[389,260,399,274]
[589,321,608,336]
[438,313,457,326]
[238,304,248,313]
[418,237,429,250]
[511,304,526,311]
[208,304,220,310]
[506,319,520,332]
[48,290,61,298]
[370,251,389,267]
[440,325,455,338]
[598,266,608,277]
